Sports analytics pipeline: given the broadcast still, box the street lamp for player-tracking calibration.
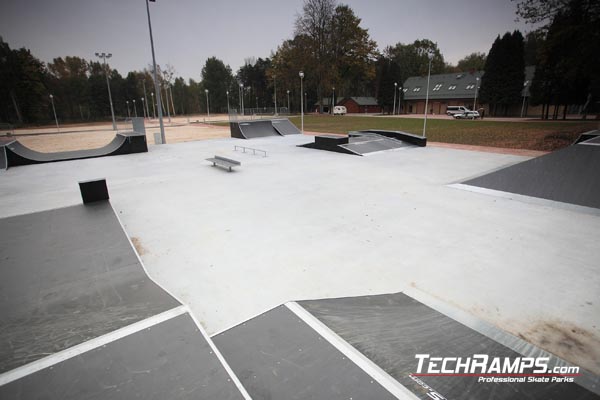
[126,100,131,118]
[169,86,176,117]
[473,76,480,112]
[205,89,210,118]
[422,51,434,138]
[393,82,397,115]
[151,92,156,118]
[95,52,117,130]
[287,90,290,113]
[141,98,147,119]
[332,87,335,114]
[273,74,277,115]
[133,99,138,118]
[240,83,244,116]
[299,71,304,133]
[398,86,403,114]
[145,0,165,143]
[226,90,230,115]
[142,80,149,119]
[49,94,59,132]
[520,80,529,118]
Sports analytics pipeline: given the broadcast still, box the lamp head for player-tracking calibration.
[299,71,304,78]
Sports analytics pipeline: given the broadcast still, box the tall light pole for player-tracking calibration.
[145,0,165,143]
[49,94,59,132]
[299,71,304,133]
[422,51,434,138]
[141,98,147,119]
[240,84,244,116]
[161,87,170,123]
[273,74,277,115]
[520,80,528,118]
[473,76,480,112]
[226,90,230,114]
[205,89,210,118]
[126,100,131,118]
[151,92,156,118]
[393,82,397,115]
[398,86,403,114]
[142,80,149,119]
[332,87,335,114]
[95,52,117,130]
[133,99,138,117]
[287,90,290,113]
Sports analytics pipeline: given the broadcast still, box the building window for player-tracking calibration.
[432,84,443,91]
[403,88,408,93]
[466,84,475,90]
[413,87,421,92]
[448,85,456,90]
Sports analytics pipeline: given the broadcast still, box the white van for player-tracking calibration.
[333,106,347,115]
[446,106,468,116]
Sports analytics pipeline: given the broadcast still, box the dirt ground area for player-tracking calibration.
[8,115,231,152]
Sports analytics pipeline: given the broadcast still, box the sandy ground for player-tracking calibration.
[9,117,231,153]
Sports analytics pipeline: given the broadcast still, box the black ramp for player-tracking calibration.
[238,119,281,139]
[272,118,302,135]
[300,293,599,400]
[0,203,180,373]
[0,314,244,400]
[213,305,397,400]
[2,132,147,168]
[463,144,600,209]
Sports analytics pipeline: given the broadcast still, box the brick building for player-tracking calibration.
[337,97,382,113]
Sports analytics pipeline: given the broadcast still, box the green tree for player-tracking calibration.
[201,57,234,113]
[456,52,487,72]
[479,31,525,116]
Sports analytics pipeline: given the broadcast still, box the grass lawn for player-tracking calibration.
[286,115,598,151]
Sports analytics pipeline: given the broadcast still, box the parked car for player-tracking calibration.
[446,106,468,116]
[333,106,347,115]
[453,110,480,119]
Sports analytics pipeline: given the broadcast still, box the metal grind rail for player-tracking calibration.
[234,145,267,157]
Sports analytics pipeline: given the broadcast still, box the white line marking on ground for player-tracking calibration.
[0,305,187,387]
[285,302,418,400]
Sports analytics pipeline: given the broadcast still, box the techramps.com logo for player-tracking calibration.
[411,354,580,383]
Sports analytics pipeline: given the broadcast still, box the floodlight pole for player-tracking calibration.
[133,99,138,117]
[141,98,147,118]
[273,74,277,115]
[151,92,156,118]
[422,52,433,138]
[287,90,290,113]
[226,90,230,115]
[95,52,117,130]
[145,0,166,143]
[126,100,131,118]
[398,86,403,114]
[142,80,149,119]
[520,80,528,118]
[393,82,397,115]
[473,77,480,112]
[299,71,304,133]
[240,84,244,116]
[49,94,59,132]
[332,87,335,114]
[205,89,210,118]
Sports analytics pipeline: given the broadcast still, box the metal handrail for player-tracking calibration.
[234,145,267,157]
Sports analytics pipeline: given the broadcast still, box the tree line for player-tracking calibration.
[1,0,597,124]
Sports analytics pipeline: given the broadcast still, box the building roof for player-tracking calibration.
[342,97,379,106]
[402,71,484,101]
[314,97,334,106]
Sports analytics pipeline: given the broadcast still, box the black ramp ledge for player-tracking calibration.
[0,313,245,400]
[214,304,398,400]
[0,202,180,373]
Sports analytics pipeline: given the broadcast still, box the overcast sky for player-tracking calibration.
[0,0,536,80]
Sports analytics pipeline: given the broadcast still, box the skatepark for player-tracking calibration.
[0,117,599,399]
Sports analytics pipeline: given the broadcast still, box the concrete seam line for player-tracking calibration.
[0,305,187,387]
[285,302,419,400]
[185,307,253,400]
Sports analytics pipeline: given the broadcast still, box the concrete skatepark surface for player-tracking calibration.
[0,133,599,395]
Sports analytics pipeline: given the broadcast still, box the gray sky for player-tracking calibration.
[0,0,536,80]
